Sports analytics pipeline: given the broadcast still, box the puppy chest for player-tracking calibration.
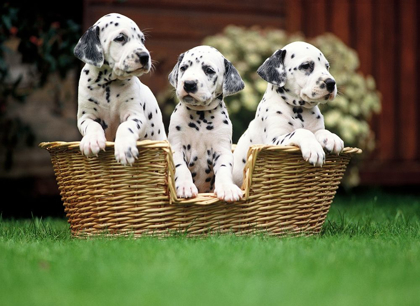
[259,105,324,132]
[170,106,232,138]
[184,146,218,193]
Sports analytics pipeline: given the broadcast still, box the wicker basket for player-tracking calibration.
[40,140,361,237]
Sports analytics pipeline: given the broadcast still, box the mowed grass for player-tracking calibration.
[1,190,419,306]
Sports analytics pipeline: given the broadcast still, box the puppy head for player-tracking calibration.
[168,46,244,109]
[74,13,150,79]
[258,41,336,107]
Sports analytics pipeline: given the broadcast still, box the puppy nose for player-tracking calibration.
[136,52,149,66]
[183,80,198,93]
[325,78,336,93]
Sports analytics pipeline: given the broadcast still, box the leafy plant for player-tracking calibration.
[0,3,81,170]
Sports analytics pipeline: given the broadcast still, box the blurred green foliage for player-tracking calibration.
[0,3,81,170]
[159,26,381,186]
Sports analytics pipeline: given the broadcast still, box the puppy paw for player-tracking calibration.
[114,136,139,166]
[214,183,243,202]
[176,180,198,199]
[300,140,325,167]
[80,132,106,157]
[316,130,344,154]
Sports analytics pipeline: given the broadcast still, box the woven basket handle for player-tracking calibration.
[241,145,362,199]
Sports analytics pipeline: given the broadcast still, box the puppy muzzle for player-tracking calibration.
[114,49,151,78]
[301,76,337,105]
[178,80,213,107]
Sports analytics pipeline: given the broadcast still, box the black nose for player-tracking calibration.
[325,78,336,93]
[183,80,197,93]
[136,52,149,66]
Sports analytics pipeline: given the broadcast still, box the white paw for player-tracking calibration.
[114,136,138,166]
[214,183,243,202]
[80,132,106,157]
[316,130,344,154]
[300,140,325,167]
[176,180,198,199]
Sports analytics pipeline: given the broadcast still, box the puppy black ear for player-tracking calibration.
[257,49,287,87]
[74,26,104,68]
[223,58,245,96]
[168,53,184,88]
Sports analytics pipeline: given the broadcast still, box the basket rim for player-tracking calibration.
[39,140,362,155]
[39,140,362,205]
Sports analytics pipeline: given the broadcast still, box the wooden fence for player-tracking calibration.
[83,0,420,185]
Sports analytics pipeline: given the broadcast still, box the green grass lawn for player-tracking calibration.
[1,190,419,306]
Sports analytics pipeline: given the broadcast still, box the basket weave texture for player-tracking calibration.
[40,140,361,237]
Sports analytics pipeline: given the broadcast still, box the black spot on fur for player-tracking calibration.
[88,98,99,105]
[94,118,108,130]
[105,86,111,103]
[188,122,199,131]
[196,111,205,121]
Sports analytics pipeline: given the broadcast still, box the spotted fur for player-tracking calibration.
[74,13,166,165]
[168,46,244,202]
[233,41,344,186]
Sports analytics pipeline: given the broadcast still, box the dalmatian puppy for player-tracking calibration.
[233,41,344,186]
[74,13,166,165]
[168,46,245,201]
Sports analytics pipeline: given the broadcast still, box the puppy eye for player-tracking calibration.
[114,34,127,43]
[300,63,310,70]
[180,65,188,72]
[141,36,145,44]
[204,66,215,75]
[326,64,330,70]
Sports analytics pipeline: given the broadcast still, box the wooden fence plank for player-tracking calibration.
[398,0,417,160]
[285,0,303,33]
[84,7,284,40]
[330,0,351,45]
[304,0,327,37]
[86,0,285,14]
[353,0,373,75]
[375,0,397,161]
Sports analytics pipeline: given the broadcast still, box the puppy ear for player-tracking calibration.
[168,53,184,88]
[74,26,104,68]
[257,49,287,87]
[223,58,245,96]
